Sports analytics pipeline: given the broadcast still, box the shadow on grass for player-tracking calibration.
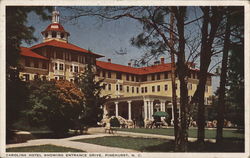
[143,139,244,152]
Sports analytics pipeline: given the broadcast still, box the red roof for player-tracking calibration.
[31,40,103,58]
[42,23,69,35]
[96,61,173,75]
[96,61,214,76]
[20,47,48,60]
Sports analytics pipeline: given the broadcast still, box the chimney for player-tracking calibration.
[107,58,111,63]
[128,62,131,67]
[160,57,164,64]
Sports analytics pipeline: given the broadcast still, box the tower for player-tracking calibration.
[41,7,70,43]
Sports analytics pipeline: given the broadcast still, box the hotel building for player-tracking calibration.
[18,10,213,124]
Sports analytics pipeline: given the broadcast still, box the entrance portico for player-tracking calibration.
[103,95,180,124]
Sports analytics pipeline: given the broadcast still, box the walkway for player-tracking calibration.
[6,128,216,152]
[6,133,137,152]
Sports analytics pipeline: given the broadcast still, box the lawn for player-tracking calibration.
[6,144,84,152]
[116,128,244,139]
[73,136,244,152]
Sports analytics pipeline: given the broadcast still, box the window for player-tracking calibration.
[164,72,168,79]
[70,66,73,72]
[59,63,64,70]
[108,71,112,78]
[141,87,144,93]
[23,74,30,81]
[45,32,48,38]
[119,85,123,91]
[102,70,106,78]
[141,75,147,82]
[60,33,64,39]
[34,74,39,80]
[108,84,111,91]
[136,87,139,93]
[55,63,58,70]
[74,66,78,73]
[157,73,160,80]
[127,86,129,93]
[152,86,155,92]
[136,76,139,82]
[34,60,39,68]
[157,85,161,92]
[116,85,119,91]
[71,53,78,62]
[42,62,47,69]
[103,83,107,90]
[25,58,30,67]
[145,87,148,93]
[151,74,155,81]
[131,75,135,81]
[175,83,178,90]
[116,72,122,79]
[55,76,58,80]
[165,84,168,91]
[52,31,57,38]
[70,79,74,82]
[56,51,63,59]
[126,74,130,81]
[132,87,134,93]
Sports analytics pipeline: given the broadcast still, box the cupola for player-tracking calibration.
[41,7,70,43]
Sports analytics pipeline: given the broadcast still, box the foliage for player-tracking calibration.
[225,43,244,127]
[110,117,120,127]
[6,6,52,68]
[6,6,52,142]
[25,80,83,134]
[77,60,108,127]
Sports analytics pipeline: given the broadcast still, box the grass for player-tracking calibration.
[73,136,244,152]
[117,128,244,139]
[6,144,84,152]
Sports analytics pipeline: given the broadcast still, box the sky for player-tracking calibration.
[23,6,220,92]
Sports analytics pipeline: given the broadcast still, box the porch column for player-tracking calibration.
[179,108,181,118]
[171,103,174,123]
[115,101,119,117]
[144,100,148,120]
[160,100,165,112]
[128,100,132,121]
[149,100,154,120]
[103,104,108,119]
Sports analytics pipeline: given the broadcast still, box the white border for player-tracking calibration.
[0,0,249,158]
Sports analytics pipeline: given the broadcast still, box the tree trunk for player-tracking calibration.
[216,13,231,144]
[169,12,180,151]
[172,6,188,152]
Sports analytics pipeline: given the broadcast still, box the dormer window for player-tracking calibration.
[45,33,48,38]
[52,31,57,38]
[60,33,64,39]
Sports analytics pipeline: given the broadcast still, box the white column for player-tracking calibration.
[128,101,132,121]
[103,104,108,119]
[162,101,166,112]
[171,103,174,122]
[150,100,154,120]
[115,102,119,117]
[144,100,148,120]
[178,107,181,118]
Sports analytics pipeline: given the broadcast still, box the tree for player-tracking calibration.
[77,59,108,127]
[6,6,52,141]
[26,79,84,135]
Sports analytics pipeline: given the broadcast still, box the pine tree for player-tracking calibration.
[77,58,108,127]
